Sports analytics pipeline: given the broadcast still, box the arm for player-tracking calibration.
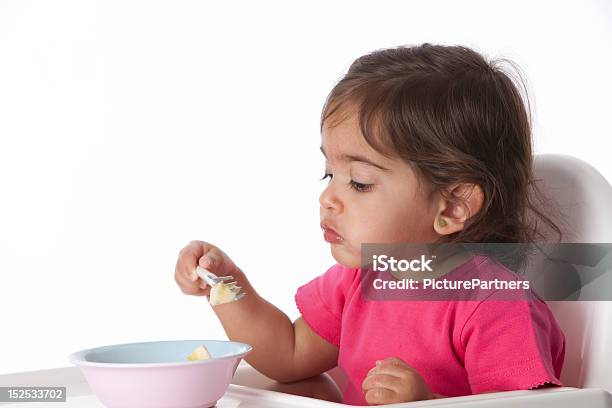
[211,269,339,383]
[174,241,339,383]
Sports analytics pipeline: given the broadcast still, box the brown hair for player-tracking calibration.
[320,43,562,248]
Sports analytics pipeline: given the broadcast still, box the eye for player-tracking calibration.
[349,180,373,192]
[321,173,332,181]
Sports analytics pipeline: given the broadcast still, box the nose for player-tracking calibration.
[319,183,343,213]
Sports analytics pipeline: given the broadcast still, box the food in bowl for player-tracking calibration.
[186,344,211,361]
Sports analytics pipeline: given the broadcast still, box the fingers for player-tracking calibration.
[364,387,396,405]
[362,373,403,394]
[378,357,410,368]
[175,240,216,295]
[362,358,414,403]
[197,246,234,277]
[366,357,413,378]
[175,265,209,296]
[175,240,241,298]
[177,241,206,280]
[363,358,433,403]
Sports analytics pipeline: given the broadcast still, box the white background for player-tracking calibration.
[1,0,611,374]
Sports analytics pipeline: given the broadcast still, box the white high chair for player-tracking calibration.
[234,154,612,407]
[530,154,612,394]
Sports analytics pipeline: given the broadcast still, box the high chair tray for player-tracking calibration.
[1,362,611,407]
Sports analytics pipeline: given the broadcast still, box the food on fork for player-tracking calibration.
[186,344,211,361]
[209,281,242,306]
[195,266,244,306]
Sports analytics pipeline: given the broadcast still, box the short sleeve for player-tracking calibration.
[461,291,565,393]
[294,264,357,347]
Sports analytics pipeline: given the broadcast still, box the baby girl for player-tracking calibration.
[174,43,565,405]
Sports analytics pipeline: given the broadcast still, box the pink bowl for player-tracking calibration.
[68,340,252,408]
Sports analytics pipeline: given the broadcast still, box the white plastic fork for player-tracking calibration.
[195,266,246,301]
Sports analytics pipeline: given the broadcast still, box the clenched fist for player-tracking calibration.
[362,357,434,405]
[174,240,241,298]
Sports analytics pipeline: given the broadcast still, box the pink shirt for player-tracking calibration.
[294,255,565,406]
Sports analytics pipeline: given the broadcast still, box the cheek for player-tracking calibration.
[356,196,433,242]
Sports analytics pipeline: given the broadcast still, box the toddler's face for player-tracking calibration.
[319,112,440,268]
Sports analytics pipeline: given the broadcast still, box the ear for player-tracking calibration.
[433,183,484,235]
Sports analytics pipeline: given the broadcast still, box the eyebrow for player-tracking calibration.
[320,146,390,172]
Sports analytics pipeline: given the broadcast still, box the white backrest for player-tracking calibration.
[532,154,612,392]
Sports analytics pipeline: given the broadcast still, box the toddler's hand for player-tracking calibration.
[174,240,240,297]
[362,357,433,405]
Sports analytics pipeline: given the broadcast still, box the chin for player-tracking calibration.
[330,244,361,269]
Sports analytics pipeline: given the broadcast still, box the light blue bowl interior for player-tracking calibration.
[72,340,251,364]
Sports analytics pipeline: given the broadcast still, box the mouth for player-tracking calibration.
[320,222,344,244]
